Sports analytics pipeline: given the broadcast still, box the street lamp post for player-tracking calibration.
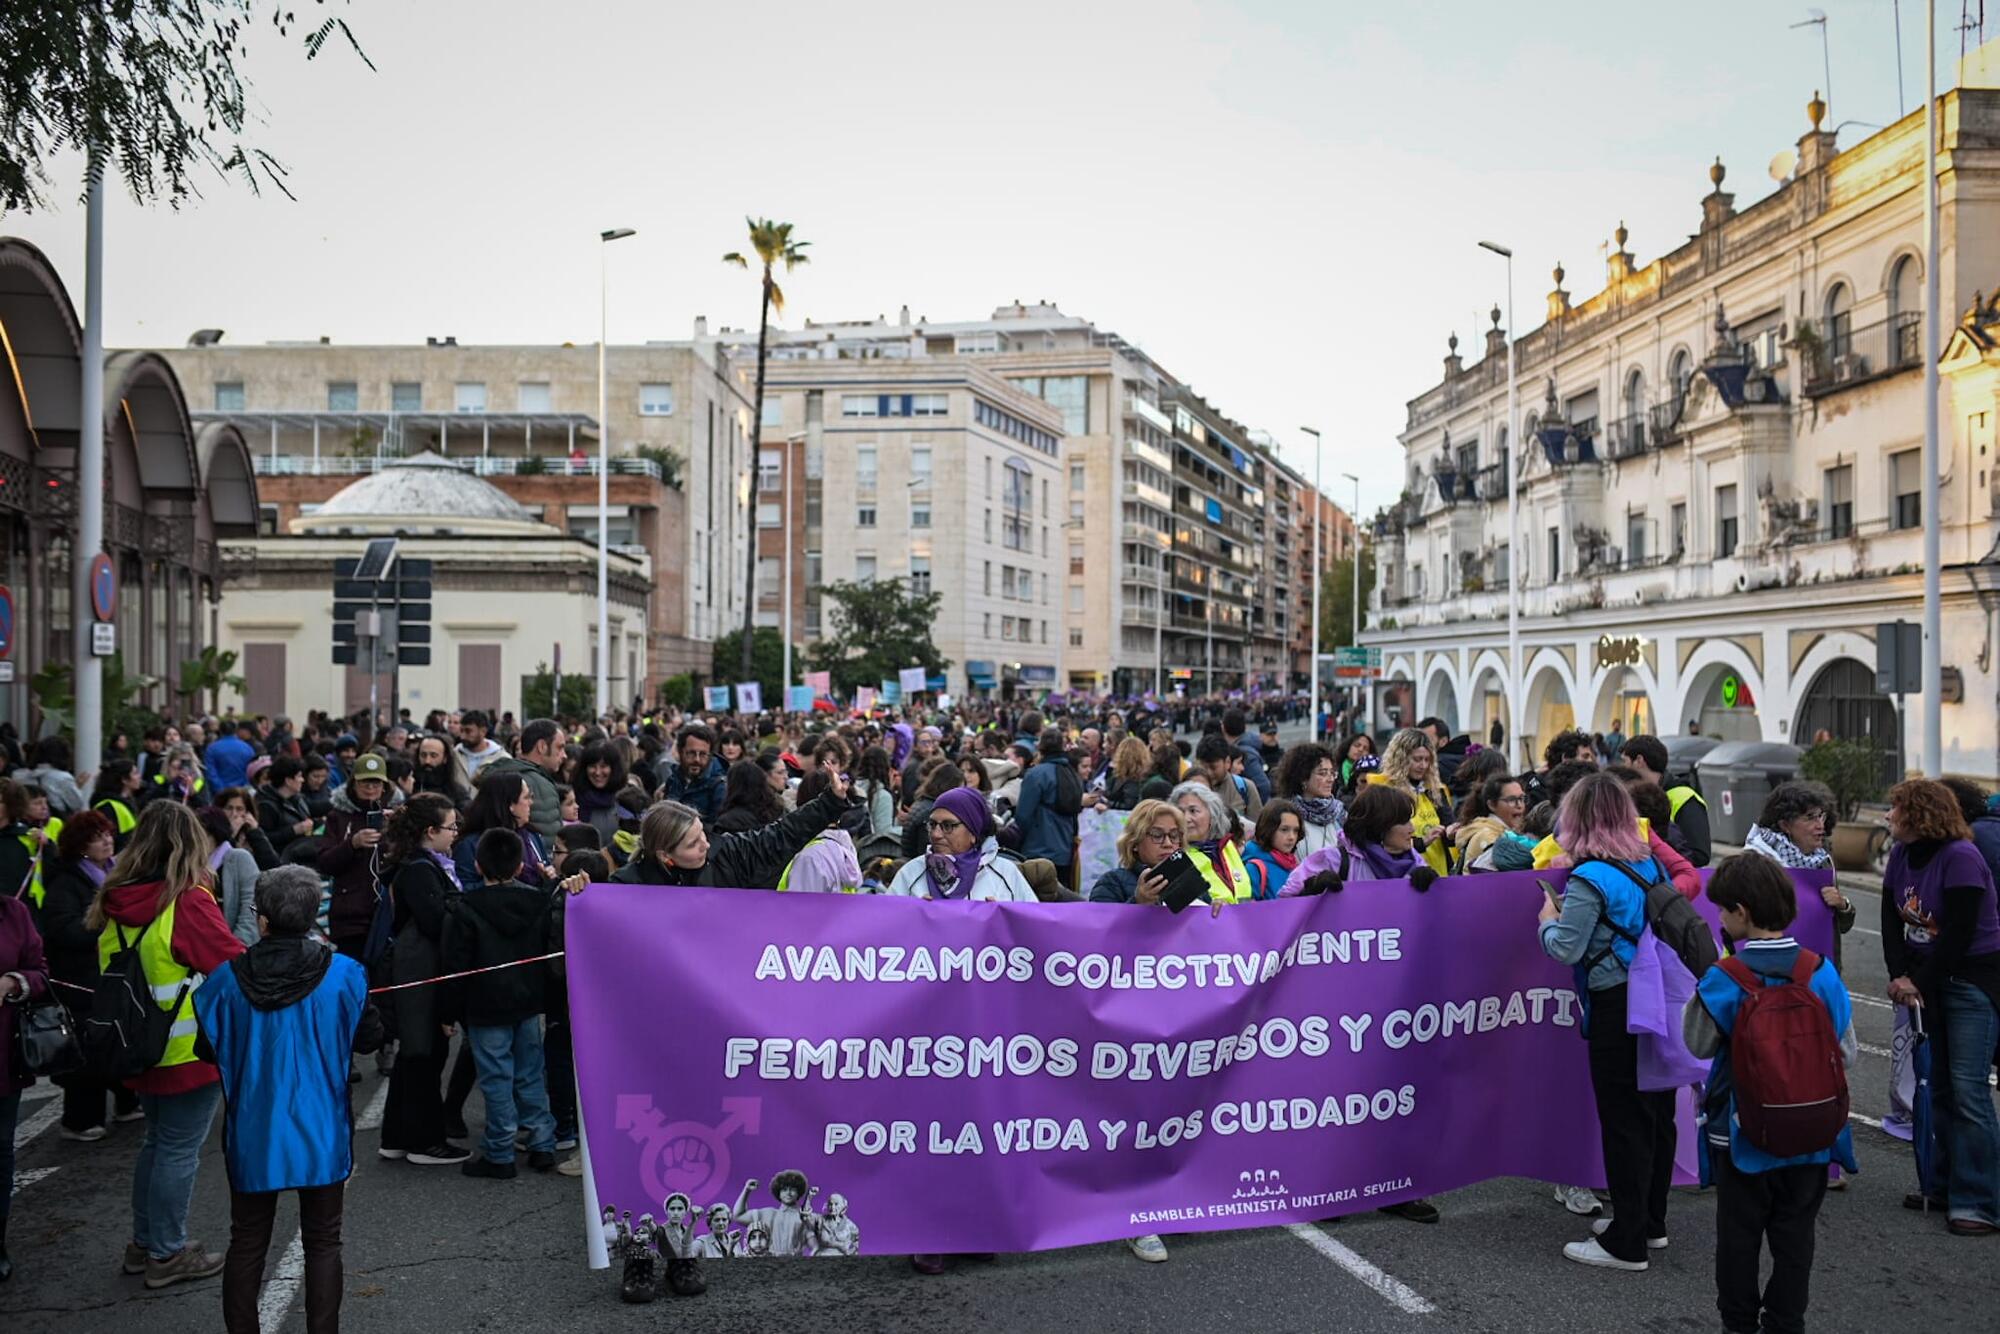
[596,227,636,721]
[1479,239,1521,767]
[74,160,106,766]
[1342,471,1360,729]
[1921,0,1942,775]
[1302,426,1322,739]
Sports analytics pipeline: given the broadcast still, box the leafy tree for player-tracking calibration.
[1320,543,1376,651]
[806,580,950,698]
[520,662,594,722]
[710,627,793,707]
[723,218,810,679]
[657,673,694,710]
[1,2,371,212]
[31,651,159,744]
[178,645,245,717]
[1799,738,1888,821]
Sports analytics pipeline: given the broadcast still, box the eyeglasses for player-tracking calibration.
[926,818,965,833]
[1495,794,1527,805]
[438,823,460,834]
[1143,828,1183,845]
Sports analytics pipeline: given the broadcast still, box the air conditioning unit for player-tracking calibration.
[1832,354,1870,384]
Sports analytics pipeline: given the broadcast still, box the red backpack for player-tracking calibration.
[1719,950,1849,1158]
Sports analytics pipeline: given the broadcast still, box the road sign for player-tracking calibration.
[1876,620,1922,695]
[90,622,115,656]
[88,553,116,622]
[1331,645,1383,679]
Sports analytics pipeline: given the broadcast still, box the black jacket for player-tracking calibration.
[901,799,934,861]
[611,789,845,889]
[258,788,316,856]
[388,856,459,1053]
[37,854,103,986]
[442,879,555,1027]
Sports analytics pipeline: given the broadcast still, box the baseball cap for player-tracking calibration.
[349,752,389,782]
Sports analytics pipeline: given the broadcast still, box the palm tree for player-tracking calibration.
[723,218,811,680]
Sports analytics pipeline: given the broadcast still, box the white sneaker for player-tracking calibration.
[1556,1185,1604,1216]
[556,1153,584,1178]
[1127,1233,1168,1263]
[377,1147,408,1161]
[1592,1218,1669,1250]
[1563,1238,1648,1271]
[60,1125,107,1142]
[113,1108,146,1124]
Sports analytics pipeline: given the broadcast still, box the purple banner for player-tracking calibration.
[567,868,1835,1259]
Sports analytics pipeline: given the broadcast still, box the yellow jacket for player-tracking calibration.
[1365,773,1452,875]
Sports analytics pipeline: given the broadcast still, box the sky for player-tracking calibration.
[3,0,1983,514]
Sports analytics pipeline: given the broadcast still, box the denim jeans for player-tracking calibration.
[467,1019,554,1165]
[132,1082,223,1260]
[0,1090,20,1226]
[1935,978,2000,1226]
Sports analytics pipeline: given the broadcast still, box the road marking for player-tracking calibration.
[10,1165,58,1196]
[13,1096,62,1149]
[1853,994,1894,1010]
[1285,1223,1435,1316]
[355,1076,391,1133]
[1860,1042,1891,1058]
[1849,1111,1884,1129]
[1847,925,1880,937]
[258,1234,306,1330]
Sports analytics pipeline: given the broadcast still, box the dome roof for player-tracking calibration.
[295,451,542,534]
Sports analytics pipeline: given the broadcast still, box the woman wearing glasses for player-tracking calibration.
[884,787,1035,902]
[1455,774,1528,870]
[377,794,473,1168]
[1087,799,1186,905]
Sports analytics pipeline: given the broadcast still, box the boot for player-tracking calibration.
[663,1257,706,1297]
[620,1255,656,1304]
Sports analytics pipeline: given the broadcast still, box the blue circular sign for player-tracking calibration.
[89,553,116,623]
[0,586,13,659]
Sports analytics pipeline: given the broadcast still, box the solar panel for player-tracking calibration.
[352,538,399,581]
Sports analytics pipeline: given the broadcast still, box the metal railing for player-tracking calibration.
[1605,413,1649,460]
[1801,311,1921,396]
[1648,394,1687,444]
[251,454,667,481]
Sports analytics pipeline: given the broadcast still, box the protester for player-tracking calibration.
[204,721,257,792]
[0,880,52,1281]
[414,734,473,807]
[899,763,965,863]
[1102,737,1151,811]
[15,736,87,816]
[1167,781,1249,904]
[317,752,394,962]
[1367,728,1452,875]
[1747,781,1856,940]
[712,757,787,837]
[1014,728,1082,887]
[661,725,726,823]
[1455,773,1526,870]
[611,776,850,889]
[195,807,263,947]
[1088,798,1186,907]
[377,794,472,1168]
[573,741,639,849]
[1244,800,1303,900]
[37,810,139,1140]
[1536,773,1675,1270]
[886,787,1035,902]
[88,760,144,849]
[1881,778,2000,1231]
[1193,732,1259,829]
[1222,708,1271,802]
[214,787,282,872]
[89,801,247,1288]
[445,827,561,1180]
[1291,783,1435,889]
[1332,732,1375,798]
[1685,854,1857,1334]
[455,710,507,779]
[1138,738,1182,803]
[257,757,318,858]
[850,746,903,863]
[1618,735,1712,866]
[484,719,566,838]
[775,771,865,894]
[193,864,382,1334]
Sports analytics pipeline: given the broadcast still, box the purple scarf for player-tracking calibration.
[430,849,463,891]
[1355,839,1419,881]
[80,858,110,889]
[208,845,230,873]
[925,787,992,900]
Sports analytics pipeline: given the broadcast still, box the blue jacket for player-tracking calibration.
[1538,857,1661,992]
[1014,757,1079,864]
[1242,842,1294,900]
[1089,866,1141,903]
[662,756,726,823]
[193,937,371,1193]
[204,735,256,790]
[1687,937,1859,1174]
[1234,738,1272,802]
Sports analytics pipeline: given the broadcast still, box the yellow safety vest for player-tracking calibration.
[96,898,200,1072]
[776,834,860,894]
[1666,785,1705,818]
[94,797,139,837]
[151,772,206,800]
[1187,842,1251,905]
[1532,819,1656,871]
[20,816,59,907]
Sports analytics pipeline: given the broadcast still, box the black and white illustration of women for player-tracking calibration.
[601,1169,859,1260]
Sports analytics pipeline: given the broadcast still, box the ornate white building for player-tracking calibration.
[1367,84,2000,778]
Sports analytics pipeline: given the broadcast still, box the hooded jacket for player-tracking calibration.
[660,755,727,824]
[193,935,381,1194]
[480,753,563,838]
[386,855,458,1054]
[317,783,390,943]
[441,879,556,1027]
[611,788,847,890]
[98,879,246,1094]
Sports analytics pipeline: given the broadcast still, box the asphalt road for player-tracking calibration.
[5,865,1996,1334]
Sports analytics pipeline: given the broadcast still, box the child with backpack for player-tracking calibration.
[1685,854,1858,1334]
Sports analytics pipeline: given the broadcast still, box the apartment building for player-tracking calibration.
[756,359,1064,697]
[1371,83,2000,777]
[729,302,1350,694]
[161,336,754,689]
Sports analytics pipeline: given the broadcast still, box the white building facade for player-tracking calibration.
[1369,86,2000,779]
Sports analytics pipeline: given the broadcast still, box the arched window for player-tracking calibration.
[1823,283,1853,360]
[1889,256,1922,367]
[1667,348,1692,402]
[1624,368,1645,413]
[1794,657,1901,780]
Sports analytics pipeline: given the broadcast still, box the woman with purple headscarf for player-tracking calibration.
[884,786,1034,902]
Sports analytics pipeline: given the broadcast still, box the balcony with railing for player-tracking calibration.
[1801,311,1922,397]
[1125,394,1172,433]
[250,453,668,481]
[1605,413,1649,461]
[1647,393,1688,445]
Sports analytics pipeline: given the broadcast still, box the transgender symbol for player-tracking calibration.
[616,1095,762,1205]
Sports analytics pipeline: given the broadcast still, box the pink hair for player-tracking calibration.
[1555,773,1649,865]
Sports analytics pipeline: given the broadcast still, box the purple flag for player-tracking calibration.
[566,868,1835,1259]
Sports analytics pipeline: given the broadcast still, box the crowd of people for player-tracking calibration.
[0,694,1994,1334]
